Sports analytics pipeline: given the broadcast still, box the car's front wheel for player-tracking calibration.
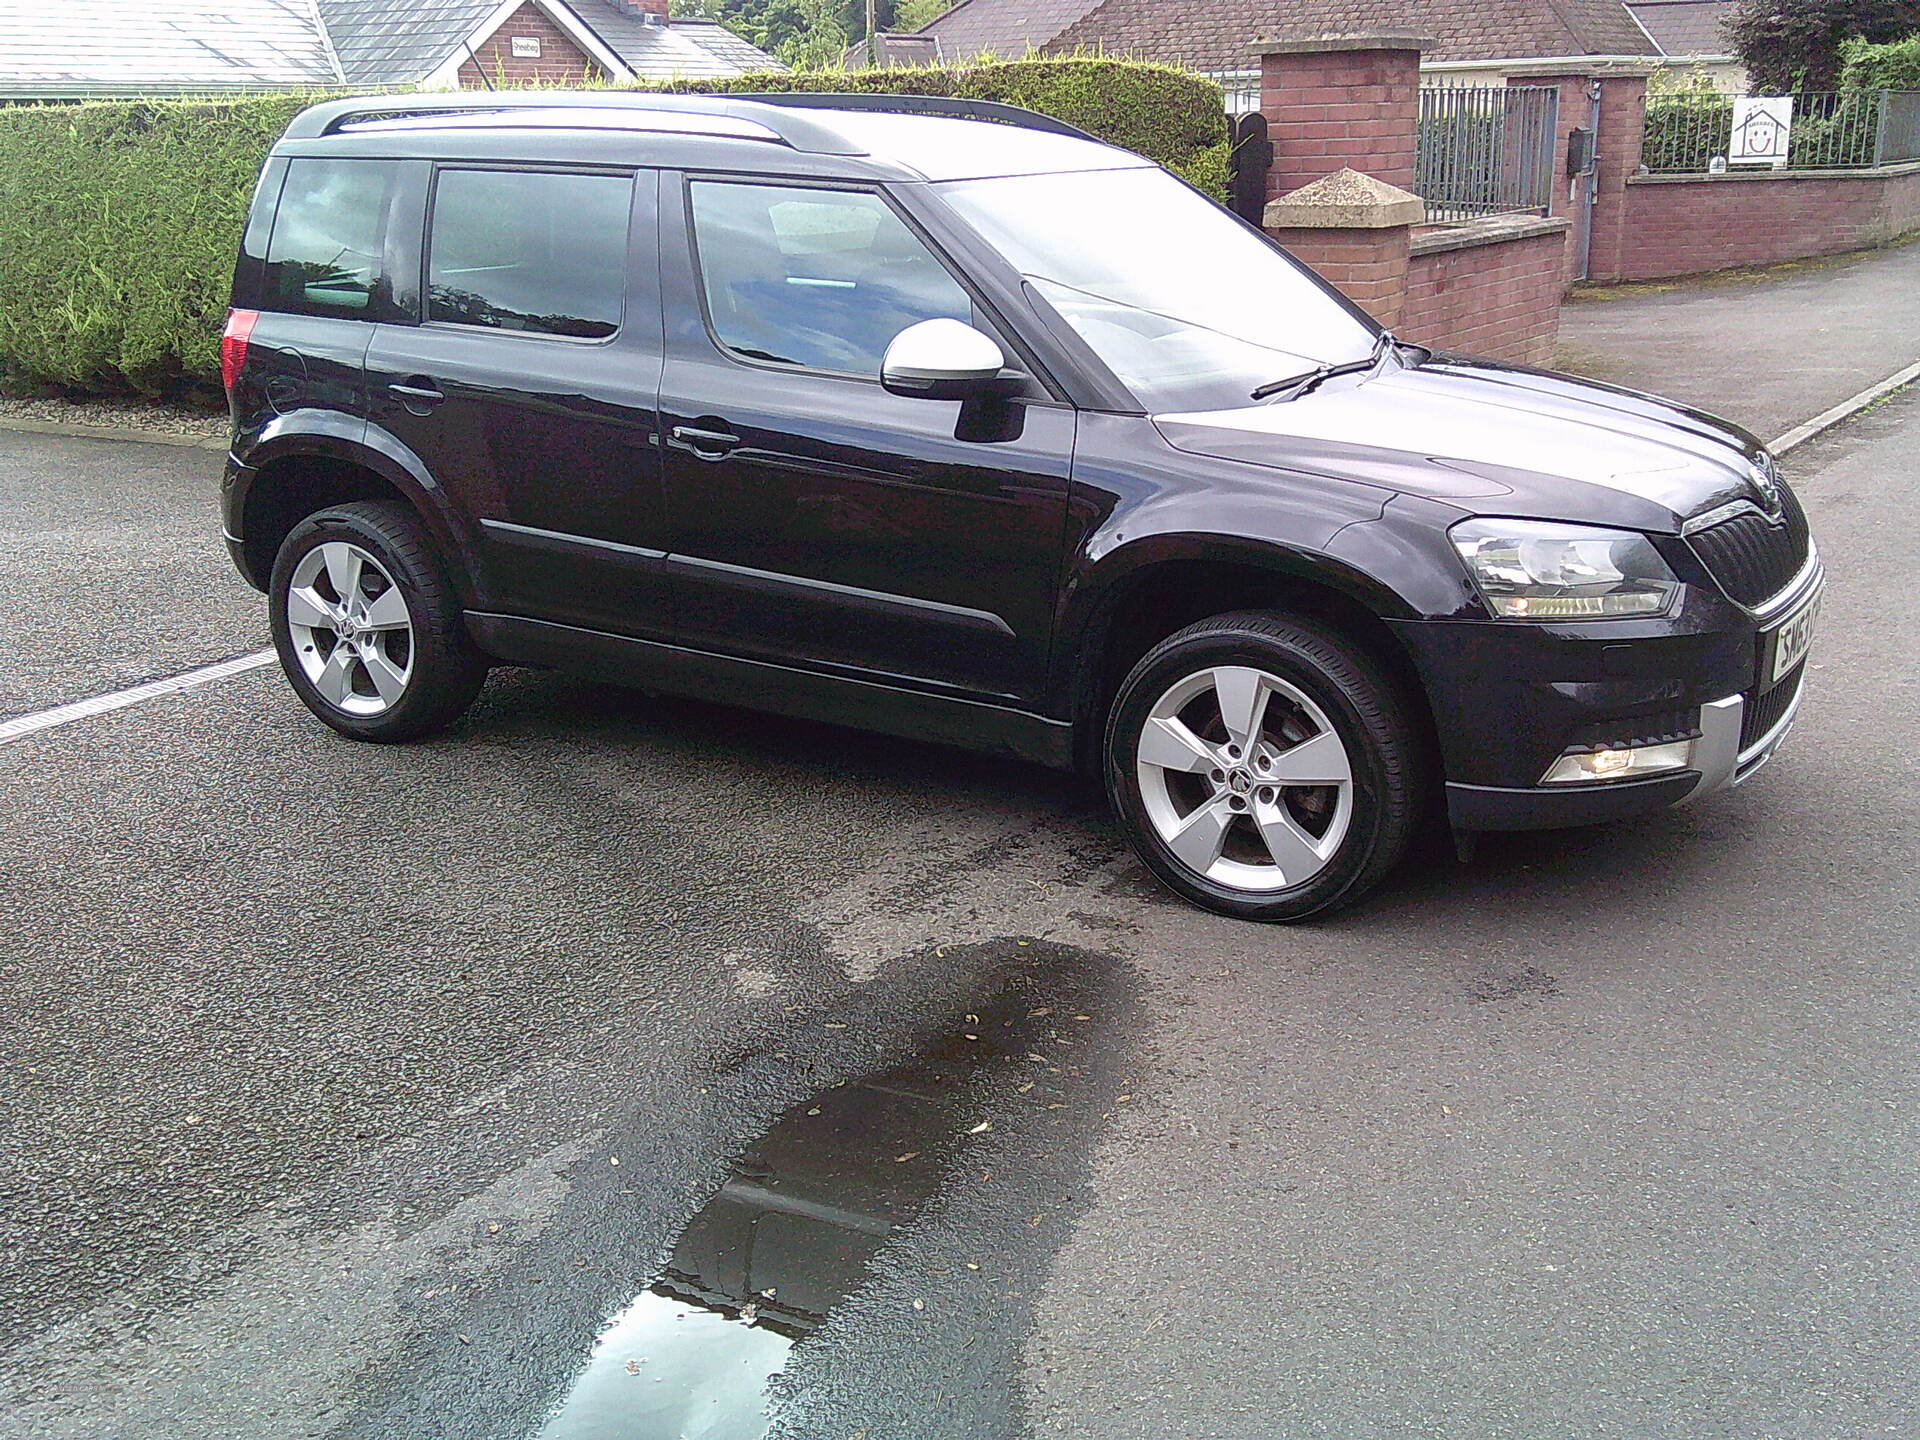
[268,500,486,742]
[1104,611,1423,921]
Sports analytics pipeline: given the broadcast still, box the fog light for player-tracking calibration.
[1541,739,1694,784]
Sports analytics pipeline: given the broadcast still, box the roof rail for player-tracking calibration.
[279,92,869,155]
[728,92,1104,145]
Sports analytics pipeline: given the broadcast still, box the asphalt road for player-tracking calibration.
[1557,237,1920,440]
[1,396,1915,1439]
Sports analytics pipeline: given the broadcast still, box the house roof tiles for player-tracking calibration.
[916,0,1663,69]
[0,0,779,97]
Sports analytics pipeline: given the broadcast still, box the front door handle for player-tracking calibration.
[388,379,446,410]
[668,423,742,459]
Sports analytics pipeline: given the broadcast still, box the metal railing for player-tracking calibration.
[1642,90,1920,172]
[1416,85,1560,223]
[1212,70,1260,115]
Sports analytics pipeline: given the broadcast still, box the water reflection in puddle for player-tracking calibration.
[531,1290,790,1440]
[531,989,1058,1439]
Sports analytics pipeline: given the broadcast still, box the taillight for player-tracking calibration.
[221,308,259,393]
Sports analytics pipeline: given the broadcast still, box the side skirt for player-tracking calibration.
[465,612,1076,770]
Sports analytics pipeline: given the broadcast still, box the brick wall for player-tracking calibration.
[1608,164,1920,281]
[458,1,605,87]
[1257,37,1573,363]
[1402,217,1571,365]
[1277,227,1414,328]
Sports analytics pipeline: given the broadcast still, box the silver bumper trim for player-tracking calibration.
[1680,694,1744,804]
[1683,673,1808,804]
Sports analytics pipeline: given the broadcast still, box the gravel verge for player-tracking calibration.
[0,395,227,444]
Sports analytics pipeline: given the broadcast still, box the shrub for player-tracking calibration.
[0,58,1227,398]
[1723,0,1920,94]
[1841,32,1920,89]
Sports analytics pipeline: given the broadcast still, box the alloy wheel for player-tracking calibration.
[1134,664,1354,892]
[284,541,415,716]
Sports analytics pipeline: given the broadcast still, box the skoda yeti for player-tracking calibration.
[221,93,1821,920]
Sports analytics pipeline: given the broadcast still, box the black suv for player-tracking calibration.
[222,92,1820,920]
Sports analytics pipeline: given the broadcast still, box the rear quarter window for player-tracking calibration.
[262,159,402,319]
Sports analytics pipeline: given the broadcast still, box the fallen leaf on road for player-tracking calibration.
[895,1151,919,1163]
[969,1120,993,1133]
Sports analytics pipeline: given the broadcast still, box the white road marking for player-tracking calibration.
[1771,358,1920,454]
[0,649,276,747]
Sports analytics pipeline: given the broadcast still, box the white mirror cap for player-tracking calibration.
[881,318,1005,384]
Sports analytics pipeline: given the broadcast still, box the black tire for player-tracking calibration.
[267,500,486,742]
[1104,611,1424,921]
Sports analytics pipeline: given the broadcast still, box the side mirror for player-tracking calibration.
[881,318,1020,402]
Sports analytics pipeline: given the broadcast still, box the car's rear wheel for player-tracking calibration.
[268,500,485,742]
[1104,611,1422,921]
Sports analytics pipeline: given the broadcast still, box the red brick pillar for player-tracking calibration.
[1255,33,1429,202]
[1264,169,1425,328]
[1506,62,1652,283]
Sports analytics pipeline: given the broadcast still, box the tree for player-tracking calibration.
[1723,0,1920,92]
[894,0,953,31]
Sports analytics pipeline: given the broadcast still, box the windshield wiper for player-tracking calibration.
[1251,331,1405,402]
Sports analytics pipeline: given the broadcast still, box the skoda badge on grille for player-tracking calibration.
[1750,454,1783,513]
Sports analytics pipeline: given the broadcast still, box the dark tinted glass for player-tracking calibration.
[263,159,398,318]
[689,182,972,375]
[428,169,631,340]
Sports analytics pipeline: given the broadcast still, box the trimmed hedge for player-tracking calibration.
[1841,35,1920,91]
[0,59,1227,397]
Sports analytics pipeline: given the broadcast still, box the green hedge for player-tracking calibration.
[1841,35,1920,92]
[0,59,1227,397]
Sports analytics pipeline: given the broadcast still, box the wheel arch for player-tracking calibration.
[236,422,476,603]
[1063,538,1437,776]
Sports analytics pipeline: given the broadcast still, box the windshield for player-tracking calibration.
[935,167,1379,413]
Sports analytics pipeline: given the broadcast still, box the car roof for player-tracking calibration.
[278,92,1154,183]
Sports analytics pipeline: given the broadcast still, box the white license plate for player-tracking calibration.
[1766,586,1821,686]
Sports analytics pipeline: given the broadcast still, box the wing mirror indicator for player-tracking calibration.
[880,318,1026,402]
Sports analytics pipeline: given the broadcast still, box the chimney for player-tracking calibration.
[611,0,669,22]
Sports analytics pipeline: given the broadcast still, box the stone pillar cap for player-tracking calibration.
[1263,168,1426,229]
[1252,32,1432,56]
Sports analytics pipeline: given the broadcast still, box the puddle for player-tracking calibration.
[530,987,1074,1439]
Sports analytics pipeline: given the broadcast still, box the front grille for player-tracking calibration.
[1741,665,1805,751]
[1687,483,1811,607]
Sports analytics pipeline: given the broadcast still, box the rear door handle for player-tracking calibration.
[668,423,741,459]
[388,379,446,409]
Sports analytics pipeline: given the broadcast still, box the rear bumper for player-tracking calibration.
[222,454,267,591]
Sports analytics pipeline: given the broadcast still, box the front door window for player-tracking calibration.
[687,181,973,377]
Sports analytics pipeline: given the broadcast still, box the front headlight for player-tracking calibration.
[1449,519,1678,620]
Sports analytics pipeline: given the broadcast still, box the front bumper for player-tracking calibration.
[1443,664,1808,830]
[1390,557,1821,833]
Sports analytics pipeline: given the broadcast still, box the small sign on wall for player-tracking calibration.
[510,35,542,58]
[1729,96,1792,167]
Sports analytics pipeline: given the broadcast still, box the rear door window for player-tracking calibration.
[427,169,633,340]
[263,158,402,318]
[687,181,973,376]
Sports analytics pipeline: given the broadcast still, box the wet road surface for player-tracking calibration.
[1,397,1916,1438]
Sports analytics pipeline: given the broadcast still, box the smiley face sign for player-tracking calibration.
[1730,96,1794,166]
